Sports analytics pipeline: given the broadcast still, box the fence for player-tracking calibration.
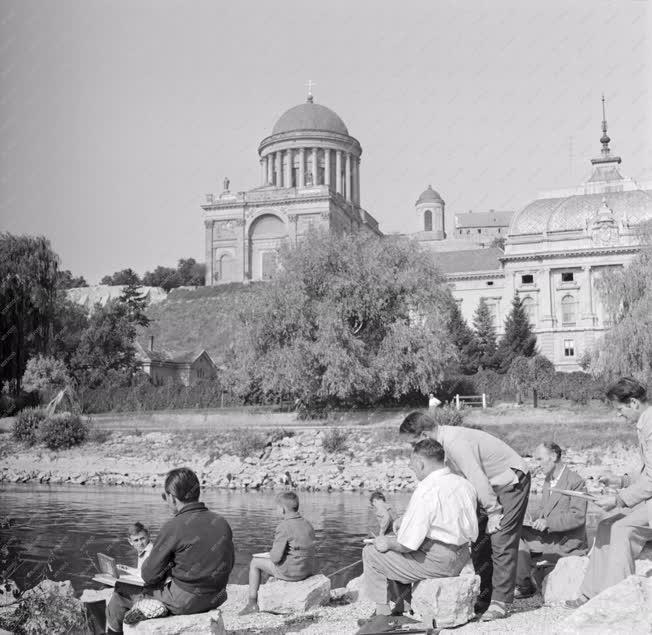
[454,393,487,410]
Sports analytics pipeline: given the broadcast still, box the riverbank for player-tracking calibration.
[0,423,641,494]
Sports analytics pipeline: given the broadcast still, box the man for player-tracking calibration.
[400,411,530,621]
[360,438,478,622]
[565,377,652,609]
[106,467,235,634]
[428,393,442,412]
[515,442,588,598]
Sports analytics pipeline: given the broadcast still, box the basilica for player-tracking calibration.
[202,94,652,371]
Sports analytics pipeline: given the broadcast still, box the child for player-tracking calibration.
[369,491,395,536]
[117,522,153,577]
[239,492,316,615]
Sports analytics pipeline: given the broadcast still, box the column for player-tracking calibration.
[260,158,266,185]
[312,147,318,185]
[539,267,554,326]
[324,148,331,188]
[266,154,273,184]
[353,157,360,205]
[335,150,342,194]
[581,265,594,321]
[345,153,352,201]
[299,148,305,187]
[285,149,293,187]
[275,151,282,187]
[205,220,214,285]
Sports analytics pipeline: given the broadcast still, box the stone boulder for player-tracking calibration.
[556,575,652,634]
[0,579,20,619]
[123,610,225,634]
[22,578,76,601]
[542,555,589,604]
[258,574,331,613]
[79,587,114,604]
[411,573,480,628]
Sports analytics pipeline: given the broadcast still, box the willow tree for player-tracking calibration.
[224,231,457,409]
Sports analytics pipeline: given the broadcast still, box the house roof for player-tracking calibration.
[455,211,514,228]
[134,341,216,367]
[434,247,504,274]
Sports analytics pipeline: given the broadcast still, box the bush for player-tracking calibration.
[0,393,15,417]
[231,430,268,459]
[430,405,466,427]
[321,429,349,453]
[36,413,88,449]
[12,408,47,445]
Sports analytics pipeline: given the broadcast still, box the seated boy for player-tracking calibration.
[370,491,395,536]
[117,522,153,578]
[240,492,316,615]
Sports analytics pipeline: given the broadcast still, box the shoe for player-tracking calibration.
[238,602,259,616]
[563,596,589,609]
[514,583,537,599]
[479,602,508,621]
[474,602,489,616]
[123,608,147,625]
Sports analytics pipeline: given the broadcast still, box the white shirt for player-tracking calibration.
[429,396,442,408]
[397,467,479,551]
[549,465,566,489]
[136,542,153,575]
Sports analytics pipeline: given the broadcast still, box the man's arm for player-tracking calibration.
[374,535,413,554]
[546,476,588,532]
[268,523,288,564]
[618,424,652,508]
[140,525,176,585]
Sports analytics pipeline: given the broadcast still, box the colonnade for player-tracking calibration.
[260,148,360,205]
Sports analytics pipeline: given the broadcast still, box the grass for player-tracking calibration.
[321,429,350,453]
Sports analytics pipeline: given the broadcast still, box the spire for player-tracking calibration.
[599,94,611,157]
[590,94,621,169]
[306,79,316,103]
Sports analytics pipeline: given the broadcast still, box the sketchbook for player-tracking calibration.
[94,553,145,587]
[253,552,271,559]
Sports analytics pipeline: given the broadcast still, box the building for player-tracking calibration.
[202,90,381,285]
[134,338,217,386]
[454,210,514,246]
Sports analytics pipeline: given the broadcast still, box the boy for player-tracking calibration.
[370,491,395,536]
[117,522,153,578]
[239,492,316,615]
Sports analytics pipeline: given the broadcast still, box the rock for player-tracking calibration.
[411,573,480,628]
[23,578,75,601]
[123,609,225,634]
[557,575,652,634]
[258,574,331,613]
[0,579,20,618]
[542,555,589,604]
[79,587,114,603]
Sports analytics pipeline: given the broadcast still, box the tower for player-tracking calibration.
[415,185,445,239]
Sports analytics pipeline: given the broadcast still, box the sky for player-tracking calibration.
[1,0,651,284]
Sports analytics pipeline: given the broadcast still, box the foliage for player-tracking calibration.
[494,294,537,373]
[12,408,48,445]
[447,302,478,374]
[472,369,507,403]
[141,258,206,290]
[429,405,466,427]
[489,236,506,250]
[119,282,151,328]
[321,428,350,453]
[469,298,497,370]
[0,233,60,396]
[231,430,268,459]
[223,231,457,408]
[100,267,141,285]
[504,355,555,404]
[36,413,88,449]
[56,269,87,289]
[591,247,652,384]
[47,295,90,369]
[548,371,604,405]
[21,355,71,403]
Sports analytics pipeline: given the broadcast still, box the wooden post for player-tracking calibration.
[220,391,225,408]
[482,393,487,409]
[455,394,460,410]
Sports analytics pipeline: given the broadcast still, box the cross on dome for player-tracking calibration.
[306,79,316,103]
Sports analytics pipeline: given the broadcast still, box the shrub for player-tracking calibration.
[430,405,466,427]
[87,425,111,444]
[37,413,88,449]
[0,393,15,417]
[321,429,349,453]
[232,430,268,459]
[267,428,295,444]
[12,408,47,445]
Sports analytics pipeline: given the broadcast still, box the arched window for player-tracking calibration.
[561,295,577,325]
[424,210,433,232]
[521,296,536,325]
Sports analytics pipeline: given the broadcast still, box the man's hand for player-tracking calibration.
[374,536,390,553]
[598,471,623,488]
[532,518,548,532]
[594,494,617,511]
[116,564,129,572]
[486,513,503,534]
[392,516,402,533]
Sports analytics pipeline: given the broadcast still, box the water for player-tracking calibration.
[0,485,601,593]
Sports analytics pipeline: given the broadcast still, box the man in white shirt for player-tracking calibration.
[361,438,478,618]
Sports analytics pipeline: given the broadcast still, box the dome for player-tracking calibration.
[416,185,443,206]
[272,101,349,136]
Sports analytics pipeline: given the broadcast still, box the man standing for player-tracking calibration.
[565,377,652,608]
[516,442,588,598]
[400,411,530,621]
[360,438,478,622]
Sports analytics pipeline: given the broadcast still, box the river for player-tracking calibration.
[0,485,602,593]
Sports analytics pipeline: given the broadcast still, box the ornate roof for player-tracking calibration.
[272,99,349,136]
[416,185,443,206]
[510,189,652,235]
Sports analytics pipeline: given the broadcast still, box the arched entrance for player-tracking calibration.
[248,214,288,280]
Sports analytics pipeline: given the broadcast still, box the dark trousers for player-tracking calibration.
[471,470,531,606]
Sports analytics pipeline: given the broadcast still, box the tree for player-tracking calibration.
[494,294,537,373]
[176,258,205,286]
[469,298,497,370]
[223,231,457,408]
[142,258,206,290]
[118,282,151,328]
[490,236,506,250]
[0,233,60,395]
[504,354,554,406]
[21,355,72,404]
[100,268,141,285]
[48,295,90,368]
[57,269,87,289]
[142,265,178,291]
[447,302,478,374]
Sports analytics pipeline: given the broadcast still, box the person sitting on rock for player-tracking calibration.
[359,438,478,624]
[239,491,316,615]
[515,442,588,599]
[564,377,652,609]
[116,522,153,579]
[106,467,235,634]
[370,491,395,536]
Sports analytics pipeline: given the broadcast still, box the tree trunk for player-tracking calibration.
[533,388,538,408]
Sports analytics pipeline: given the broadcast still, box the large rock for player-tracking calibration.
[0,579,20,617]
[542,555,589,604]
[22,578,76,601]
[123,609,225,634]
[557,575,652,634]
[79,587,114,603]
[411,574,480,629]
[258,574,331,613]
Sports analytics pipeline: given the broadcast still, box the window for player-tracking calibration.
[424,210,433,232]
[564,339,575,357]
[498,228,501,233]
[522,297,536,324]
[477,228,482,234]
[486,281,494,286]
[562,272,574,283]
[561,295,577,325]
[521,274,534,284]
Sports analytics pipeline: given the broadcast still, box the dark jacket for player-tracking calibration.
[540,466,588,555]
[141,502,235,594]
[269,513,316,581]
